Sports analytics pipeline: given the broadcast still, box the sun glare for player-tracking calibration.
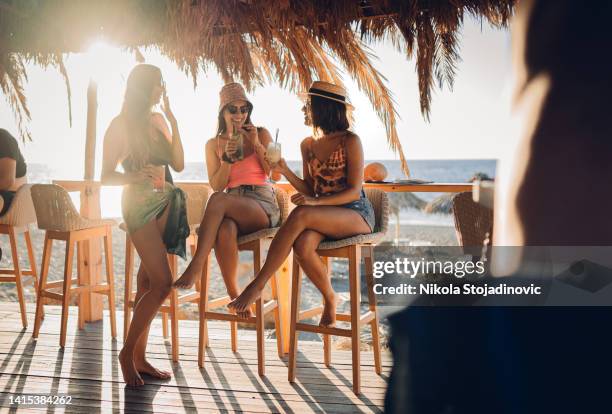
[85,40,123,83]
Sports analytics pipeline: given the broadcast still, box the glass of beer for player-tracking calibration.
[152,165,165,192]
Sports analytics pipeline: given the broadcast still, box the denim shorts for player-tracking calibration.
[340,190,375,232]
[226,184,281,227]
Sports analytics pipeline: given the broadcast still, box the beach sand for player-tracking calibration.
[0,222,457,348]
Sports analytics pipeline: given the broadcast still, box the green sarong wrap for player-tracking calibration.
[121,180,189,260]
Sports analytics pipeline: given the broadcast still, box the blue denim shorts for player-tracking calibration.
[340,190,375,232]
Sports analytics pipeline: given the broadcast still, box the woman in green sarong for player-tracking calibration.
[101,64,188,387]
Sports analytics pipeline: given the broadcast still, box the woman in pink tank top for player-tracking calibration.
[174,83,279,319]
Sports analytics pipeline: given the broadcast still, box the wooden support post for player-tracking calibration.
[79,184,103,321]
[80,80,104,322]
[278,194,297,354]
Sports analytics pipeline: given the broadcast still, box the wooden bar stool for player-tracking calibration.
[30,184,117,348]
[122,183,211,362]
[0,184,41,328]
[288,188,389,395]
[198,187,289,376]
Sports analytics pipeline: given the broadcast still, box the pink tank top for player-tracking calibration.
[217,136,267,189]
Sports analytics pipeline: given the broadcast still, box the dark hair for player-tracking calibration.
[309,95,350,134]
[216,102,254,135]
[121,64,162,168]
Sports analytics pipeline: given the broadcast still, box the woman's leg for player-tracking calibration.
[294,230,339,327]
[175,192,269,288]
[119,218,174,386]
[131,264,171,379]
[228,206,371,313]
[214,218,253,318]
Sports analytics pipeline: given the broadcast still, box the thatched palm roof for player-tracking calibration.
[0,0,515,173]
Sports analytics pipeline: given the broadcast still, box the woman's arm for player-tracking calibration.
[101,118,148,185]
[246,126,271,175]
[0,158,16,190]
[275,138,315,196]
[154,93,184,172]
[206,139,232,192]
[296,133,363,206]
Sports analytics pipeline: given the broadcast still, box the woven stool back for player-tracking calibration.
[364,188,389,234]
[31,184,83,231]
[452,191,493,247]
[175,184,212,227]
[0,184,37,226]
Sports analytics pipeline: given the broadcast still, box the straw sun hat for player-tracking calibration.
[218,82,253,112]
[300,81,354,109]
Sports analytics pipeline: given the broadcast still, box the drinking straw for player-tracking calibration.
[275,128,279,143]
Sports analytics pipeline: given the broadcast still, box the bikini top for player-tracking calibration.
[307,132,349,196]
[122,129,174,184]
[215,130,267,189]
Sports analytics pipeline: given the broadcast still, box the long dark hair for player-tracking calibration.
[121,64,162,168]
[215,103,254,136]
[310,95,350,135]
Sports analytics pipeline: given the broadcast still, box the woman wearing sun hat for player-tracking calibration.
[174,83,279,318]
[229,80,374,328]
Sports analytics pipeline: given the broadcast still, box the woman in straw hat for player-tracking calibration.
[229,81,374,327]
[102,64,188,386]
[174,83,280,319]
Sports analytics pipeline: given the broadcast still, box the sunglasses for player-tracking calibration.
[227,105,250,115]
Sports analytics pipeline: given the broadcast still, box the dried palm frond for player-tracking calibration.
[0,0,516,174]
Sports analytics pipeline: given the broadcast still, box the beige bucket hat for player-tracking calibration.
[218,82,253,112]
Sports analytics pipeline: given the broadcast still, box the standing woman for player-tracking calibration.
[101,64,188,386]
[229,81,375,328]
[174,83,279,320]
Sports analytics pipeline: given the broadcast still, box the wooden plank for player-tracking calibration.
[0,331,389,366]
[271,181,472,193]
[0,298,389,413]
[0,380,382,413]
[0,374,387,407]
[0,355,388,393]
[0,305,392,363]
[0,304,392,360]
[51,180,101,193]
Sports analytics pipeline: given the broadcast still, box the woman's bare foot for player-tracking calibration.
[237,307,254,319]
[319,292,339,328]
[174,261,202,289]
[228,280,265,313]
[119,349,144,387]
[135,358,172,380]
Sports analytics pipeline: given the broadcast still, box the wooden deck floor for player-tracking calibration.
[0,303,390,413]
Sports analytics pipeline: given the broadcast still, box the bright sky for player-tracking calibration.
[0,16,512,181]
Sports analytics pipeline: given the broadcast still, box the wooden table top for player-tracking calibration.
[53,179,473,193]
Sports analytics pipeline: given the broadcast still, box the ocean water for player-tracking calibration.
[26,159,496,224]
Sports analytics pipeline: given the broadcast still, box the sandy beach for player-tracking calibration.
[0,222,457,348]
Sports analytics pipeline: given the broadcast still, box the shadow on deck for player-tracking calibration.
[0,303,390,413]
